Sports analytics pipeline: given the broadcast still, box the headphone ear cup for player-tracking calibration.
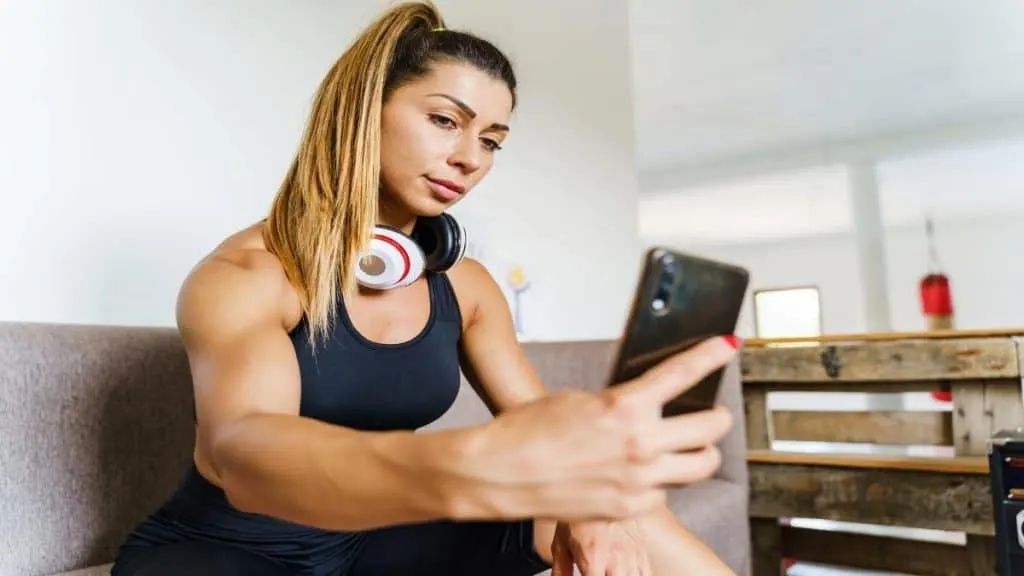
[450,216,467,267]
[355,226,426,290]
[413,214,465,271]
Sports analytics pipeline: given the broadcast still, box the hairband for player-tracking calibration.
[432,25,445,32]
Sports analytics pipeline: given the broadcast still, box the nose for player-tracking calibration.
[448,134,482,174]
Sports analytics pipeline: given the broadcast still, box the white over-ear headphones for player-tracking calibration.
[354,213,467,290]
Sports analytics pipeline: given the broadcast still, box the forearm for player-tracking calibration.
[639,506,737,575]
[209,413,484,531]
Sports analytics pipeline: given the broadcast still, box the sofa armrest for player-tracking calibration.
[662,358,751,574]
[710,358,749,488]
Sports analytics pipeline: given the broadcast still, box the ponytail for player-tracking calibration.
[262,2,444,349]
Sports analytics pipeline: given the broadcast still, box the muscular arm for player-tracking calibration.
[181,252,480,531]
[453,259,735,573]
[454,259,549,414]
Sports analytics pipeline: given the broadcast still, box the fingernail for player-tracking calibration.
[722,335,741,350]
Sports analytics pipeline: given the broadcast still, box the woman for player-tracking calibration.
[111,2,739,575]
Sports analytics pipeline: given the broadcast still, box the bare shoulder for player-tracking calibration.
[447,256,494,287]
[176,224,303,348]
[446,257,511,330]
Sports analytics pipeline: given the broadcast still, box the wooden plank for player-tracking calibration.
[744,327,1024,347]
[953,379,1024,457]
[747,450,989,474]
[748,461,994,535]
[955,382,989,456]
[750,518,783,576]
[966,535,998,575]
[741,338,1019,382]
[752,380,944,393]
[771,410,953,445]
[781,526,982,575]
[744,386,771,450]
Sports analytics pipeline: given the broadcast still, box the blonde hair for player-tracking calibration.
[262,2,445,348]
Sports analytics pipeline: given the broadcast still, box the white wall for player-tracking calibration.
[640,136,1024,337]
[0,0,641,341]
[693,233,864,338]
[693,211,1024,338]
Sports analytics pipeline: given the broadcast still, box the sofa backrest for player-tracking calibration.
[1,322,196,576]
[0,322,746,576]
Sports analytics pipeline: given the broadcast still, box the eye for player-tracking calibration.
[481,138,503,152]
[428,114,458,130]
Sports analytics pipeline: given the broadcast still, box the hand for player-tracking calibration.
[551,520,653,576]
[457,335,738,522]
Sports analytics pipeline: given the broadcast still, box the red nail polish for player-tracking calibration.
[722,335,740,349]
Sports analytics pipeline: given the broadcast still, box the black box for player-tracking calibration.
[989,427,1024,575]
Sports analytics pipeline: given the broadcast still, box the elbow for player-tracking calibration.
[222,484,263,516]
[207,419,264,515]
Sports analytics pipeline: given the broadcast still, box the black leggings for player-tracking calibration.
[112,518,551,576]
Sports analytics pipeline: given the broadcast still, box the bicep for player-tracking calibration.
[456,261,549,414]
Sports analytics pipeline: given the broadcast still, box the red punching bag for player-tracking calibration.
[920,273,953,323]
[920,217,954,402]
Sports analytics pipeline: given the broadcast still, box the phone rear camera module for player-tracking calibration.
[651,284,672,316]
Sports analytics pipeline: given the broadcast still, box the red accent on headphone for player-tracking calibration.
[374,232,411,283]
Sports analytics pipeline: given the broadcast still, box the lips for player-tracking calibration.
[425,177,465,201]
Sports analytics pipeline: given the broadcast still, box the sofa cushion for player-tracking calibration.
[53,563,113,576]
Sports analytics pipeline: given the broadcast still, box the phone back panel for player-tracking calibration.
[608,247,750,416]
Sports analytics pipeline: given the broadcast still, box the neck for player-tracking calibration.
[378,196,417,234]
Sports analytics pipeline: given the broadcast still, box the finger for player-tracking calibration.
[551,539,574,576]
[639,445,723,486]
[610,550,631,576]
[600,489,667,520]
[650,404,733,455]
[614,336,739,406]
[634,550,651,576]
[576,545,608,576]
[624,552,641,576]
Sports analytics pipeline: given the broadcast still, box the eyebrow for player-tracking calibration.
[427,93,509,132]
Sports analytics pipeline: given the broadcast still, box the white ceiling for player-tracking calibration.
[638,136,1024,245]
[629,0,1024,178]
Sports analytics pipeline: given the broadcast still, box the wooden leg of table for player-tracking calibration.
[750,518,784,576]
[967,535,998,575]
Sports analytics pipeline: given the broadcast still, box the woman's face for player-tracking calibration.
[379,60,514,219]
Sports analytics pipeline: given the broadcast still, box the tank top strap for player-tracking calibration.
[427,271,463,326]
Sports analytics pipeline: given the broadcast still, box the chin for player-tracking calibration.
[412,196,457,217]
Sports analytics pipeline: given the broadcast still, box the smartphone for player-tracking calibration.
[607,247,750,416]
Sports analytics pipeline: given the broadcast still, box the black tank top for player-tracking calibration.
[116,272,464,576]
[295,271,463,431]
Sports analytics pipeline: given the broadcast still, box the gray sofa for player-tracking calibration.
[0,321,751,575]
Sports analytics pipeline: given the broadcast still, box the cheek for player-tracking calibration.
[382,120,444,175]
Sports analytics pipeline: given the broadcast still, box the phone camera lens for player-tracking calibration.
[661,255,678,281]
[651,283,672,314]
